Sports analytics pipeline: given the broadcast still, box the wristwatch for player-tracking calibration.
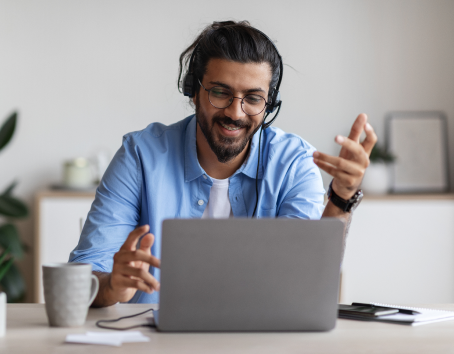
[327,180,363,213]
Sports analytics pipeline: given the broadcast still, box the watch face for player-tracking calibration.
[350,190,363,212]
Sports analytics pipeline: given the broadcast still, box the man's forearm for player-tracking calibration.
[322,200,353,262]
[91,271,119,308]
[322,200,351,226]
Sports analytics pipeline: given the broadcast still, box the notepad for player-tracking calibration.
[339,303,454,326]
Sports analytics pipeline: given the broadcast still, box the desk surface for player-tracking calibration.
[3,303,454,353]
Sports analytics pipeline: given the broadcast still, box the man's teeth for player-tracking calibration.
[220,122,240,131]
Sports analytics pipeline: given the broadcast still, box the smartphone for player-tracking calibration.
[338,304,399,317]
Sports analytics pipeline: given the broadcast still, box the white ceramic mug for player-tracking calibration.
[42,263,99,327]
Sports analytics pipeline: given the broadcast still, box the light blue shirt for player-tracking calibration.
[69,115,325,303]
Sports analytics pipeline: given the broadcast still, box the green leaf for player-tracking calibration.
[0,112,17,152]
[0,247,11,266]
[0,195,28,218]
[370,144,395,163]
[1,180,18,196]
[0,262,26,302]
[0,224,24,259]
[0,257,14,282]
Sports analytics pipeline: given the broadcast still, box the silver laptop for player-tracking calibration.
[153,218,344,332]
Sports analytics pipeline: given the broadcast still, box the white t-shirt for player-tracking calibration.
[201,177,233,219]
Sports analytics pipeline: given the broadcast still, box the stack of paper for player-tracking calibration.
[66,331,150,346]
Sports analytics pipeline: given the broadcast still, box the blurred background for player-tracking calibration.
[1,0,453,304]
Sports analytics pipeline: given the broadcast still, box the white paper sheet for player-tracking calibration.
[65,331,150,346]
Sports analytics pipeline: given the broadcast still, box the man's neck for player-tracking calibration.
[196,123,249,179]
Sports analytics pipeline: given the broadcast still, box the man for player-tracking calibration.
[69,21,376,307]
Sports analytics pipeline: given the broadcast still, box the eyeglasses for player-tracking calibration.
[198,79,268,116]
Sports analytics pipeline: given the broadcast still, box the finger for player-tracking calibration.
[114,249,161,268]
[313,152,364,176]
[314,158,349,177]
[121,224,150,251]
[314,160,359,188]
[115,276,155,294]
[138,233,155,254]
[347,113,368,143]
[335,135,369,164]
[361,122,378,155]
[120,266,161,291]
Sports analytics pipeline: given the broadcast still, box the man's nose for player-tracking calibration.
[224,97,247,121]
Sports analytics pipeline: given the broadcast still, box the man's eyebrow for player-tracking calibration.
[208,81,266,94]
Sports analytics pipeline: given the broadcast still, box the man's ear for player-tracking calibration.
[192,94,197,106]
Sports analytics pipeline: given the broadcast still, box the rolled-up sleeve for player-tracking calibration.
[69,135,142,272]
[277,150,325,220]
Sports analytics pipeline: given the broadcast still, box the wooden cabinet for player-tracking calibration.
[342,194,454,304]
[34,190,95,303]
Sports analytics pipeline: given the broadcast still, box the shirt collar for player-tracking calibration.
[184,115,264,182]
[233,127,264,179]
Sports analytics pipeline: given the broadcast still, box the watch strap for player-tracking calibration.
[327,181,363,212]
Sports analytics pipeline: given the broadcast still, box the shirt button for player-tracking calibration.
[198,200,204,206]
[203,175,207,179]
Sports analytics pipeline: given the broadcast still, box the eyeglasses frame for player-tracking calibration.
[197,79,268,116]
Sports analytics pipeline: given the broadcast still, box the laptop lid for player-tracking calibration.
[156,218,344,331]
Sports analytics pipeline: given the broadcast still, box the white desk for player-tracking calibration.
[3,303,454,353]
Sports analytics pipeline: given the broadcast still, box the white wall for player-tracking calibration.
[1,0,454,301]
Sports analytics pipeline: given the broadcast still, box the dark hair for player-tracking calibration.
[177,21,281,98]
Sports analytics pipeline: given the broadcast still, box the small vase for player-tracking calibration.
[361,162,391,194]
[0,292,5,337]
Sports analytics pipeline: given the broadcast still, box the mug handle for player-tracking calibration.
[88,274,100,306]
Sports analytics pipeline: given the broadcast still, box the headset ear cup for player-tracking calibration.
[266,89,281,113]
[274,91,281,110]
[183,73,194,98]
[265,89,275,113]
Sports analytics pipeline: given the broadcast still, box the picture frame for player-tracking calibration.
[385,111,449,193]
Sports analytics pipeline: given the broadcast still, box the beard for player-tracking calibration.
[195,96,262,163]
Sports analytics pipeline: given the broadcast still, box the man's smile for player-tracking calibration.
[219,122,241,131]
[215,119,248,139]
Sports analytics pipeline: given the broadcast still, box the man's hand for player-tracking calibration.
[313,113,377,200]
[92,225,161,307]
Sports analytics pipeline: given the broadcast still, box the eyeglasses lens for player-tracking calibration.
[208,87,266,116]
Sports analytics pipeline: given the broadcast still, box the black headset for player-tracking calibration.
[181,27,283,129]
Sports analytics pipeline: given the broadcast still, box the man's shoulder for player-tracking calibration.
[263,126,316,158]
[122,115,193,146]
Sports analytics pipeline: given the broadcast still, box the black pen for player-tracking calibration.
[351,302,421,315]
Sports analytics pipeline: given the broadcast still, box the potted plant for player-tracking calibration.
[361,144,395,194]
[0,112,28,336]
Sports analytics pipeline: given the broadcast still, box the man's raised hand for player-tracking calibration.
[313,113,377,201]
[109,224,161,303]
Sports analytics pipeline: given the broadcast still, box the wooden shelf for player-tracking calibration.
[36,188,96,199]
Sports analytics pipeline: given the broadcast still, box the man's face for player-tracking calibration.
[194,58,272,163]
